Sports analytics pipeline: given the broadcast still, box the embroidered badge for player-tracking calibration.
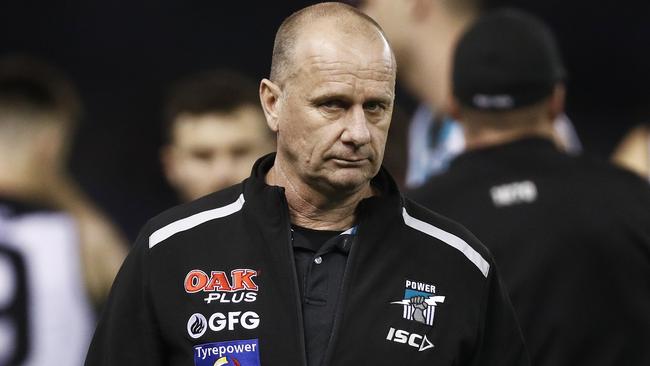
[390,279,445,326]
[194,339,260,366]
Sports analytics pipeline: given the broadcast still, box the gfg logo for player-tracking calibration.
[188,313,208,339]
[188,312,260,338]
[386,327,434,352]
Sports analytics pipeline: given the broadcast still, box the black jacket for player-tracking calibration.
[410,138,650,366]
[86,154,529,366]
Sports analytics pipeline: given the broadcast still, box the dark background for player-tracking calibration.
[1,0,649,240]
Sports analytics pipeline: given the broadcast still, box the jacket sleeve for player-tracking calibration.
[85,222,164,365]
[469,264,531,366]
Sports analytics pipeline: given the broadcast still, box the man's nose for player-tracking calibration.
[341,105,371,146]
[210,158,236,184]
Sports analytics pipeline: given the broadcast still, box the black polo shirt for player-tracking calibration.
[291,225,355,366]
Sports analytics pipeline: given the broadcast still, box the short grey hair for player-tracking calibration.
[269,2,392,85]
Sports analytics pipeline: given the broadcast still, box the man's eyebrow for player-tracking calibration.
[309,92,354,103]
[365,95,393,104]
[309,90,393,103]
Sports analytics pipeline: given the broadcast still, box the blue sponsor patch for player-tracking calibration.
[194,339,260,366]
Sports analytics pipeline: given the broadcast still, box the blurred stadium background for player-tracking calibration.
[1,0,648,240]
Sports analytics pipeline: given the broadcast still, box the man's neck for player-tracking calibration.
[0,155,68,204]
[463,126,556,152]
[0,170,46,203]
[265,159,373,231]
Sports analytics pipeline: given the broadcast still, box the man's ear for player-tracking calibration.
[259,79,282,133]
[447,94,462,121]
[160,145,180,188]
[548,83,566,120]
[34,123,67,174]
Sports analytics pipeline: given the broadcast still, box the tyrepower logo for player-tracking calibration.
[194,339,260,366]
[185,269,258,304]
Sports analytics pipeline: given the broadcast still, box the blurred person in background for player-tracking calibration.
[612,123,650,182]
[356,0,582,188]
[0,55,126,365]
[161,70,275,203]
[380,104,410,189]
[410,9,650,366]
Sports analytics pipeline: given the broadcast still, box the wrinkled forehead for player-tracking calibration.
[289,25,396,93]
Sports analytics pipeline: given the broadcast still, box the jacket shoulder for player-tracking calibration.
[557,154,650,211]
[576,154,649,185]
[401,196,494,278]
[144,184,245,249]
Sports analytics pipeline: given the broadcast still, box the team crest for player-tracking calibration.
[391,279,445,326]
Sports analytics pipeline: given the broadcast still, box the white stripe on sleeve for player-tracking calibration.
[149,194,245,248]
[402,208,490,277]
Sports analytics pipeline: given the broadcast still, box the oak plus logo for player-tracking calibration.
[184,268,259,304]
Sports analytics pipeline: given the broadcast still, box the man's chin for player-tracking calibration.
[319,172,373,194]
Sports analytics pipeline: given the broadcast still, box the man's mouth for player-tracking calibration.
[331,157,369,167]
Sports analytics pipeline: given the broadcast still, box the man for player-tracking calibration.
[161,70,274,202]
[357,0,581,187]
[612,123,650,182]
[86,3,528,365]
[410,9,650,366]
[0,55,126,365]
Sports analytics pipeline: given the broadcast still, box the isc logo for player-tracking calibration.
[386,327,434,352]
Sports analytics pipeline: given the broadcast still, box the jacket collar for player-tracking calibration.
[242,153,403,228]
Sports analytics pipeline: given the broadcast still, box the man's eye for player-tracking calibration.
[320,100,347,110]
[231,146,252,159]
[190,150,214,161]
[364,101,385,113]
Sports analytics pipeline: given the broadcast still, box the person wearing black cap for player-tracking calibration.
[356,0,582,190]
[410,8,650,366]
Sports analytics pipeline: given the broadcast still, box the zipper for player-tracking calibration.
[277,188,309,366]
[320,213,364,366]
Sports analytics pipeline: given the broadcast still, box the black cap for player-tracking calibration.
[452,8,566,110]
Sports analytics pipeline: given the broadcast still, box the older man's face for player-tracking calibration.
[276,25,396,193]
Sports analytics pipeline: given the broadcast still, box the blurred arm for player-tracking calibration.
[44,176,128,307]
[612,124,650,179]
